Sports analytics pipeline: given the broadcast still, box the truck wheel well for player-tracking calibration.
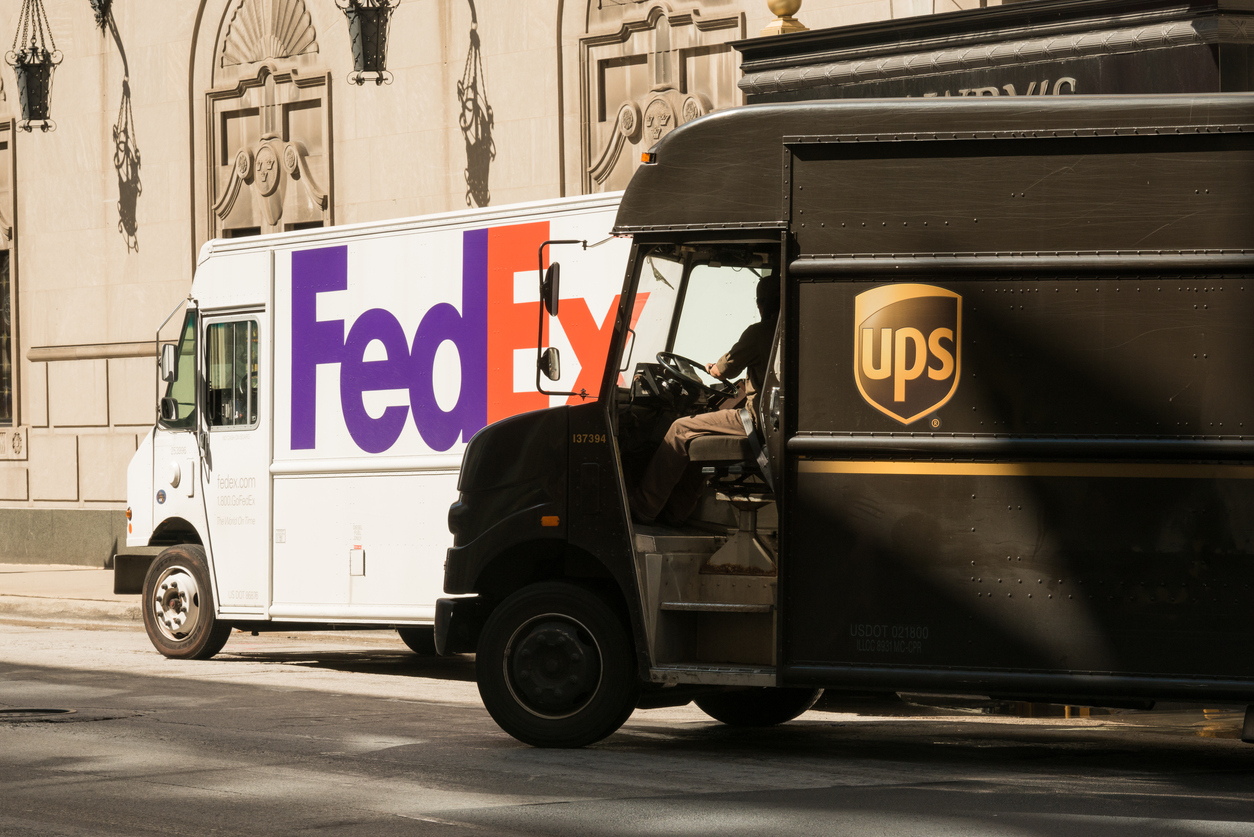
[150,518,203,547]
[475,541,618,609]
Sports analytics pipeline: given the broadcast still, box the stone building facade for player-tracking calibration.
[0,0,1001,564]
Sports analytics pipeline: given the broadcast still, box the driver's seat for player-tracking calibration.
[687,434,753,464]
[688,409,776,573]
[686,409,774,493]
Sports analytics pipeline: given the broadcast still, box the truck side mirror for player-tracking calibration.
[541,263,560,317]
[160,343,176,382]
[538,347,560,382]
[159,396,179,422]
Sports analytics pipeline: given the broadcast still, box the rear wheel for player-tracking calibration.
[397,626,437,655]
[141,544,231,660]
[694,687,823,727]
[476,582,640,748]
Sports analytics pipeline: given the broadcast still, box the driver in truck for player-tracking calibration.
[629,276,780,525]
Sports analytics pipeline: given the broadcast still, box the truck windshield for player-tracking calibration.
[618,251,681,376]
[160,310,197,430]
[671,263,765,369]
[618,246,775,384]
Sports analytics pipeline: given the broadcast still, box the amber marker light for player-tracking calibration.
[125,507,131,520]
[541,516,560,527]
[641,151,657,164]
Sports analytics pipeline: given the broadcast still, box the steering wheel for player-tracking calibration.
[655,352,734,400]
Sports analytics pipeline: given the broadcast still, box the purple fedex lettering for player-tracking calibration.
[291,247,346,449]
[341,309,411,453]
[290,232,488,454]
[409,228,488,450]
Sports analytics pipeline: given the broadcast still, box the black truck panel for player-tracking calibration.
[772,96,1254,697]
[615,94,1254,236]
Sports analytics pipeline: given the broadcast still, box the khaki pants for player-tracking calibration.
[630,409,747,523]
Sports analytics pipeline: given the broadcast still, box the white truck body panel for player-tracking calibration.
[128,192,633,625]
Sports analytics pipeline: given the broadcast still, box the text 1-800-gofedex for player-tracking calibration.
[286,223,646,455]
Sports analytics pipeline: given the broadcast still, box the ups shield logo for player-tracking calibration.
[854,284,961,425]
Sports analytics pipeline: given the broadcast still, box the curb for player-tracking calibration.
[0,595,142,625]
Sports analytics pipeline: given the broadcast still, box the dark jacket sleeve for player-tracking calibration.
[714,321,770,383]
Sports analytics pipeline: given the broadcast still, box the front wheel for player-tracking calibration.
[694,687,823,727]
[476,582,640,748]
[397,626,437,655]
[141,544,231,660]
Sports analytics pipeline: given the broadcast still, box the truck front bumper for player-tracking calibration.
[434,596,489,655]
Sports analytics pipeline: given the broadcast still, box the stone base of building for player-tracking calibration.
[0,509,128,567]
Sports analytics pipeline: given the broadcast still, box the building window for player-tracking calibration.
[0,123,15,428]
[0,250,11,425]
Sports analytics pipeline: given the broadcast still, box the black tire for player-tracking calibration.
[476,582,640,748]
[694,687,824,727]
[141,544,231,660]
[397,626,437,655]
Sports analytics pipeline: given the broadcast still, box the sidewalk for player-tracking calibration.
[0,563,141,625]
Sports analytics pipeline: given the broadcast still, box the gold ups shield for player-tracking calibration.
[854,284,962,425]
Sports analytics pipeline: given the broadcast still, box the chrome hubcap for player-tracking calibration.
[153,567,200,641]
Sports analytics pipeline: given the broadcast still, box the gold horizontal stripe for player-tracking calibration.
[797,460,1254,479]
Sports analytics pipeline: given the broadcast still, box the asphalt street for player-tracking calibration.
[3,621,1254,836]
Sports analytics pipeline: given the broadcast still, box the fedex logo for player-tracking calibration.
[288,221,642,455]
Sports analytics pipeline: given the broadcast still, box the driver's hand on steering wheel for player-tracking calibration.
[705,361,728,382]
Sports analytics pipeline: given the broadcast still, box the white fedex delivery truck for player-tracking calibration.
[119,193,635,659]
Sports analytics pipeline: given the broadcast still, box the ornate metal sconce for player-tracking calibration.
[6,0,63,132]
[89,0,112,30]
[337,0,399,85]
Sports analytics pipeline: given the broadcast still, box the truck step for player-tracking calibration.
[658,601,773,613]
[635,531,725,555]
[650,663,776,687]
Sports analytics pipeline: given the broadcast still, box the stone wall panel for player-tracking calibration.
[79,433,137,503]
[28,433,78,502]
[108,357,156,427]
[48,360,108,427]
[0,463,27,500]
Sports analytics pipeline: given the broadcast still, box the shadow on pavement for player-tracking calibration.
[213,632,478,682]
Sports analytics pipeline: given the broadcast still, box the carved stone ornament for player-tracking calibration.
[642,96,673,142]
[589,87,708,186]
[255,144,280,196]
[212,136,326,227]
[0,426,28,460]
[581,2,744,193]
[587,102,640,185]
[221,0,319,67]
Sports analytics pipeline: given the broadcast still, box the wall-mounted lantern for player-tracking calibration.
[337,0,399,85]
[89,0,112,30]
[5,0,63,132]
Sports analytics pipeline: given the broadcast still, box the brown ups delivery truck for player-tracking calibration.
[439,93,1254,748]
